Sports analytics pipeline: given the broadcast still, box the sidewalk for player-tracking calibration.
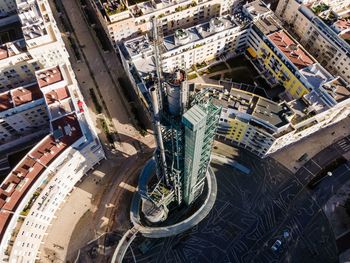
[60,0,148,156]
[271,117,350,172]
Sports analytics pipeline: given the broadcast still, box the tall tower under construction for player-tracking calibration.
[141,68,221,222]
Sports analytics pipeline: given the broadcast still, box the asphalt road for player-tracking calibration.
[296,135,350,184]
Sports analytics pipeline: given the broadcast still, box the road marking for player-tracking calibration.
[119,182,136,192]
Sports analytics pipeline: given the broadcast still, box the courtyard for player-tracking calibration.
[192,55,285,102]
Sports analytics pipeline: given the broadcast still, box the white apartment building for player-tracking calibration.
[90,0,239,50]
[0,82,50,152]
[0,0,71,91]
[275,0,350,83]
[160,16,249,72]
[0,1,105,260]
[0,63,105,262]
[295,0,350,16]
[119,15,250,108]
[0,0,73,154]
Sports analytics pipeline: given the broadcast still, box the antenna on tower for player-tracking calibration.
[150,17,169,186]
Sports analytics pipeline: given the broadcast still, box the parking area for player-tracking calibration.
[271,117,350,172]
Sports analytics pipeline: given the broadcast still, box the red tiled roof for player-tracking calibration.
[0,114,83,241]
[0,92,13,112]
[335,18,350,31]
[12,84,43,107]
[45,86,70,105]
[268,30,315,69]
[29,137,66,166]
[37,67,63,88]
[0,46,9,60]
[0,212,12,240]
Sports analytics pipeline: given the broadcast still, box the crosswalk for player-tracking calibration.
[336,136,350,153]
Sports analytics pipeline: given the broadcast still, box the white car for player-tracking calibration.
[271,239,282,252]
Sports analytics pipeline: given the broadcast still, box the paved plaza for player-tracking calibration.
[122,143,338,263]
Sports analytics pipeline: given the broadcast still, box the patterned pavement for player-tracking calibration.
[123,147,338,263]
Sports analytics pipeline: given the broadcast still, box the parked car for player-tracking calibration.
[271,239,282,252]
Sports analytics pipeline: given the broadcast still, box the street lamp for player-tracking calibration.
[327,171,333,177]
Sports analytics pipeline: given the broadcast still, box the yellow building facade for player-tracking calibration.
[255,42,309,98]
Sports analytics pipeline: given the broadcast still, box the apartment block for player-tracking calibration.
[200,75,350,156]
[0,0,73,155]
[0,64,105,262]
[213,85,293,156]
[0,1,105,261]
[119,14,250,108]
[120,0,350,157]
[0,0,71,91]
[0,82,50,153]
[275,0,350,83]
[90,0,238,50]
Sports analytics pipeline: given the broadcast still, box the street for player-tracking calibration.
[37,0,156,262]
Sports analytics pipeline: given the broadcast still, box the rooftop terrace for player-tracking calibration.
[243,0,272,18]
[334,18,350,31]
[163,16,238,51]
[268,30,315,70]
[299,63,333,89]
[213,88,293,128]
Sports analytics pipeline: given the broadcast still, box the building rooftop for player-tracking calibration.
[45,86,70,105]
[0,39,27,61]
[18,1,47,41]
[100,0,127,17]
[37,67,63,88]
[182,104,206,128]
[334,18,350,31]
[253,14,282,35]
[0,83,44,113]
[243,0,272,18]
[299,63,333,89]
[322,77,350,103]
[268,30,315,69]
[0,46,8,60]
[124,35,152,58]
[213,88,293,128]
[12,84,43,107]
[48,99,75,120]
[51,113,83,145]
[163,17,238,51]
[0,92,13,112]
